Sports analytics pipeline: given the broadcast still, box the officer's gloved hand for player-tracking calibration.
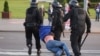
[51,29,54,32]
[23,22,26,26]
[86,29,91,33]
[51,26,55,32]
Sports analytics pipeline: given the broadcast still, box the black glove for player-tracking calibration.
[23,22,26,26]
[86,29,91,33]
[51,26,55,32]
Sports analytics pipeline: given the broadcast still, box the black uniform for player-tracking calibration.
[51,1,64,41]
[51,8,64,41]
[63,6,91,56]
[24,7,43,53]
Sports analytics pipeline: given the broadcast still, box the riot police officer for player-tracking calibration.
[63,0,91,56]
[23,0,43,55]
[51,0,64,41]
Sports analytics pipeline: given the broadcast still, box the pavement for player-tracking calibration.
[0,19,100,33]
[0,19,100,56]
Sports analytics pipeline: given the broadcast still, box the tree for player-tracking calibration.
[2,0,10,19]
[3,0,9,12]
[58,0,67,7]
[77,0,82,2]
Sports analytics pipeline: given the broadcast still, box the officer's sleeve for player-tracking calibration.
[85,12,91,33]
[52,11,57,25]
[51,11,57,32]
[63,9,72,22]
[23,8,29,26]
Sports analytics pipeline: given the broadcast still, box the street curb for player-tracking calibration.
[0,30,100,34]
[0,30,25,32]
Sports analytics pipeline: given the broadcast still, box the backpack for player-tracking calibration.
[24,7,37,27]
[73,7,86,28]
[52,9,64,32]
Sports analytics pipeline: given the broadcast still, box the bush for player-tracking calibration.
[77,0,100,2]
[58,0,67,7]
[80,3,97,8]
[91,0,100,2]
[3,0,9,12]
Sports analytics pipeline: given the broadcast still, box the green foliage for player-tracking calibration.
[3,0,9,12]
[58,0,67,7]
[91,0,100,2]
[77,0,82,2]
[0,0,96,19]
[80,2,98,8]
[78,0,100,2]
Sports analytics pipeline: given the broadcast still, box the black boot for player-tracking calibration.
[37,49,41,55]
[75,54,81,56]
[27,44,32,55]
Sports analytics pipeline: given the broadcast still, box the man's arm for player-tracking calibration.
[37,9,43,25]
[63,9,72,22]
[51,11,57,31]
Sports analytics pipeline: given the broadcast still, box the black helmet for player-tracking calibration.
[69,0,78,7]
[30,0,38,7]
[52,0,62,8]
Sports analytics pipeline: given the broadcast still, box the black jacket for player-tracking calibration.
[51,8,64,32]
[24,7,43,28]
[63,6,91,32]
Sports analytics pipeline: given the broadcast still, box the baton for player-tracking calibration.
[80,33,89,47]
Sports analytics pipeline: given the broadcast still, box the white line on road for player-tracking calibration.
[0,52,37,55]
[0,49,100,55]
[0,37,4,39]
[81,50,100,53]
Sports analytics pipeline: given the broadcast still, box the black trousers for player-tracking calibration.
[53,30,62,41]
[25,27,41,50]
[70,28,84,56]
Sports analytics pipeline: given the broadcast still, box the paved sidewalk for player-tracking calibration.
[0,19,100,33]
[0,19,100,56]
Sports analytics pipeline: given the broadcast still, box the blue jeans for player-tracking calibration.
[96,12,100,21]
[46,40,70,56]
